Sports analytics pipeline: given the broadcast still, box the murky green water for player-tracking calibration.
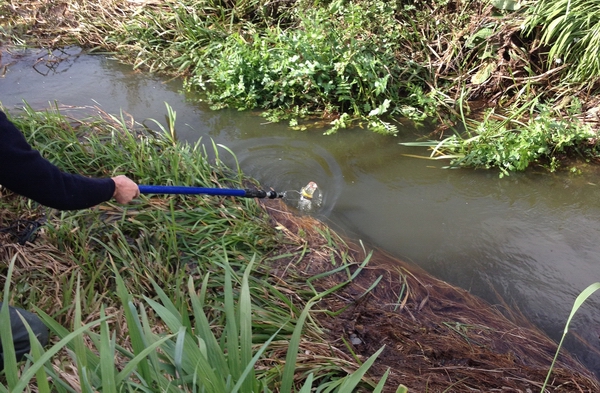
[2,47,600,376]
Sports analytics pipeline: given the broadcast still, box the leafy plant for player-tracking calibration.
[192,0,421,134]
[401,104,598,176]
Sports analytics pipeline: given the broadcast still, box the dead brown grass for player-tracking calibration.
[261,198,600,392]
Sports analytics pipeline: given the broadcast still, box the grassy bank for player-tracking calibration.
[1,105,600,392]
[0,104,400,391]
[2,0,600,174]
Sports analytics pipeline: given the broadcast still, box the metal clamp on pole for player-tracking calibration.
[243,189,283,199]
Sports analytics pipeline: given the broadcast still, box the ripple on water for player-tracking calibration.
[234,137,343,217]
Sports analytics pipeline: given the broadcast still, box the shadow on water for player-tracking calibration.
[3,47,600,377]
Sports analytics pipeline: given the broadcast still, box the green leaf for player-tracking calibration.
[465,27,494,48]
[280,299,316,393]
[471,62,497,85]
[231,328,281,393]
[113,265,152,383]
[222,255,241,381]
[337,345,385,391]
[490,0,521,11]
[297,373,315,393]
[239,256,256,392]
[115,334,175,384]
[372,369,390,393]
[144,297,226,391]
[99,307,117,393]
[11,317,110,393]
[188,275,229,374]
[0,256,19,388]
[542,282,600,391]
[19,314,50,393]
[73,277,90,392]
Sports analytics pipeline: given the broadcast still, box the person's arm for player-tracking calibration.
[0,110,138,210]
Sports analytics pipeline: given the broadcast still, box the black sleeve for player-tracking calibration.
[0,110,115,210]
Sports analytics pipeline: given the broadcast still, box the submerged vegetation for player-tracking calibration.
[2,0,600,172]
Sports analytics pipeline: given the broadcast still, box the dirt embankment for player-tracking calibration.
[263,199,600,392]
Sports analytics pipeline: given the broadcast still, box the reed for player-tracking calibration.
[541,282,600,392]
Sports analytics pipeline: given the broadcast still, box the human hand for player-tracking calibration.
[112,175,139,204]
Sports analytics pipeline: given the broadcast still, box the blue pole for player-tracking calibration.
[139,185,282,199]
[139,185,246,197]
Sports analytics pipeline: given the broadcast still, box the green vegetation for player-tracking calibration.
[406,0,600,175]
[401,100,599,177]
[0,104,404,391]
[524,0,600,85]
[2,0,599,174]
[2,0,600,389]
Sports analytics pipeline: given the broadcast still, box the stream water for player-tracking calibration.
[2,47,600,377]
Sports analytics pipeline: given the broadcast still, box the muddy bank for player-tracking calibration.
[263,199,600,392]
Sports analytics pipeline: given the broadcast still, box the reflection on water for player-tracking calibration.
[2,48,600,377]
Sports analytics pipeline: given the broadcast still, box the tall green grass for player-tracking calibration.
[0,103,402,391]
[1,248,397,392]
[541,282,600,392]
[524,0,600,84]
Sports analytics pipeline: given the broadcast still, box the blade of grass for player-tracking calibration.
[231,327,282,393]
[372,368,390,393]
[239,255,256,392]
[73,275,90,392]
[114,334,176,385]
[113,260,153,383]
[10,317,110,393]
[188,274,229,374]
[0,256,19,389]
[19,315,50,393]
[99,306,117,393]
[174,326,187,378]
[541,282,600,392]
[222,254,241,381]
[143,296,227,390]
[280,298,316,393]
[337,345,385,391]
[298,373,315,393]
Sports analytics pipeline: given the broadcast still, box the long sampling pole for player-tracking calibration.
[138,185,283,199]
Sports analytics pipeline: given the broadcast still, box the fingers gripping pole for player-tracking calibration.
[138,185,282,199]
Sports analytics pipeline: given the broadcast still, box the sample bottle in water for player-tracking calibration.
[282,181,323,213]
